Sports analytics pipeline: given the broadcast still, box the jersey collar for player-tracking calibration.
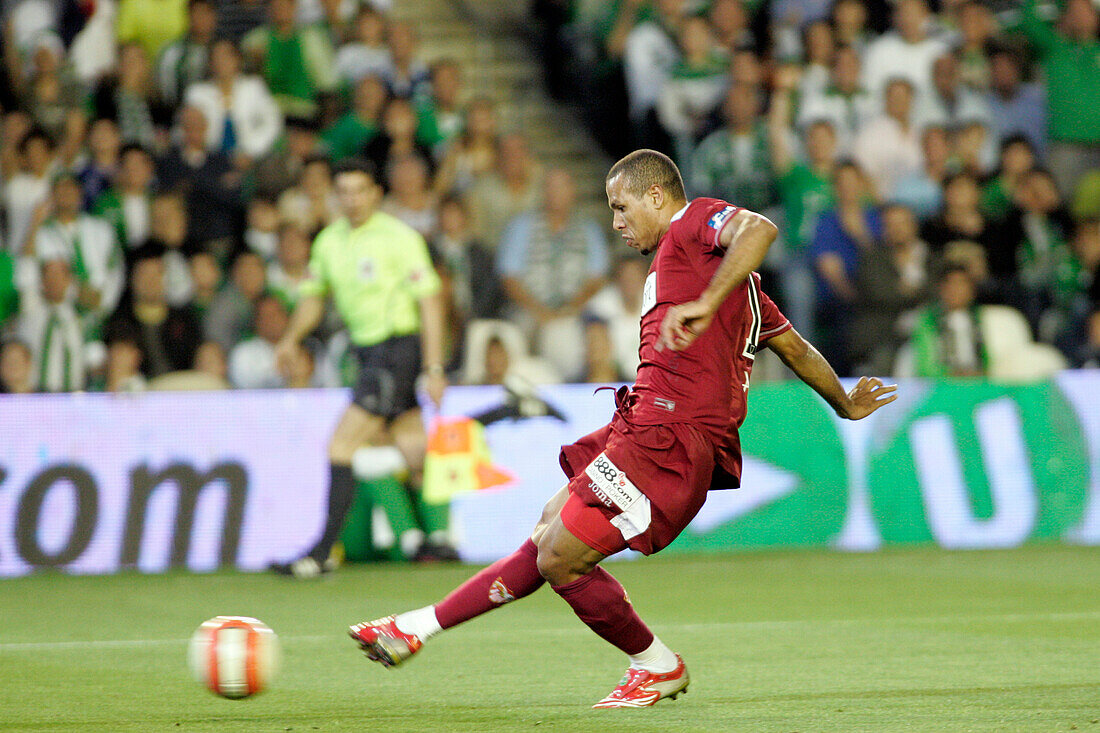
[670,203,689,223]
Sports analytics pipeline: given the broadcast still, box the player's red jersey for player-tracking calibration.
[627,197,791,488]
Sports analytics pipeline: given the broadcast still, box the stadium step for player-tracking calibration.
[399,0,611,215]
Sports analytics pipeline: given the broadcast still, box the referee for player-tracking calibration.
[272,157,450,577]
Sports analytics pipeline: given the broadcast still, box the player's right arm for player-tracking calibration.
[660,209,778,351]
[766,327,897,420]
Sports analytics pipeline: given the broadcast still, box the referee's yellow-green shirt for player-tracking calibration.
[300,211,441,347]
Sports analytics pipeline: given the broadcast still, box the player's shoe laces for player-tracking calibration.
[348,615,423,668]
[592,655,689,708]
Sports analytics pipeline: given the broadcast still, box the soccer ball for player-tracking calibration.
[188,616,280,699]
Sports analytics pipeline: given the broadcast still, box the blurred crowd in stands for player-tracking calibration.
[536,0,1100,380]
[0,0,1099,397]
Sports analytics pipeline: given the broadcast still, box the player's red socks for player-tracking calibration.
[551,567,654,655]
[434,538,544,629]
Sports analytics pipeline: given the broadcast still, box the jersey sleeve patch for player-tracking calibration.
[707,205,739,248]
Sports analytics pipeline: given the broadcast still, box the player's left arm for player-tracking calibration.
[660,209,778,351]
[766,327,897,420]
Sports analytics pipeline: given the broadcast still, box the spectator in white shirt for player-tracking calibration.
[798,45,876,155]
[266,222,311,311]
[101,320,147,393]
[583,255,648,380]
[17,257,87,392]
[228,293,290,389]
[381,153,438,239]
[183,37,283,167]
[29,173,124,325]
[156,0,217,107]
[861,0,949,105]
[3,126,56,255]
[916,52,990,131]
[335,5,391,85]
[622,0,685,127]
[855,78,924,201]
[656,15,728,149]
[149,192,194,307]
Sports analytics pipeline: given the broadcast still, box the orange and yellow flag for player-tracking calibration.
[422,417,515,505]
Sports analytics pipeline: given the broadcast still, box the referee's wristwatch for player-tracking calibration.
[422,364,445,377]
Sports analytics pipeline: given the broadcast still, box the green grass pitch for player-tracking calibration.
[2,545,1099,732]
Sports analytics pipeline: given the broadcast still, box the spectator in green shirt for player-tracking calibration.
[415,58,465,156]
[321,74,387,163]
[908,263,989,378]
[1014,0,1100,197]
[690,82,780,217]
[769,64,836,336]
[0,248,19,330]
[243,0,338,118]
[980,135,1037,223]
[92,143,155,252]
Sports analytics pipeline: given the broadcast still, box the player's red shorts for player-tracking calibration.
[558,411,714,556]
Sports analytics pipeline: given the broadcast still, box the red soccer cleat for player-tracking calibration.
[591,655,690,708]
[348,616,423,668]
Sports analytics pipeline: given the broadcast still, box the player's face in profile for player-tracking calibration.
[606,174,658,255]
[335,171,382,224]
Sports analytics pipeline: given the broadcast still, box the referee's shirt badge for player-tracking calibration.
[358,258,376,281]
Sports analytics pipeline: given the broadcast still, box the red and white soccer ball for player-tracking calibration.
[188,616,280,699]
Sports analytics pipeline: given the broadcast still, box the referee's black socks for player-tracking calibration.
[311,463,356,562]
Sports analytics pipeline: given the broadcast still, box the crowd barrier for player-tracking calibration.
[0,374,1096,576]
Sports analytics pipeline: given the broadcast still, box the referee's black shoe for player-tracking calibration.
[269,556,336,578]
[412,540,460,563]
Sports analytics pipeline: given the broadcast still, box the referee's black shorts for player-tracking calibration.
[350,334,421,419]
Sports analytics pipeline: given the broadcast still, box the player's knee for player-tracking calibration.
[536,541,586,586]
[535,544,565,585]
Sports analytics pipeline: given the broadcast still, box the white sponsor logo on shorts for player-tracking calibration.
[585,453,652,541]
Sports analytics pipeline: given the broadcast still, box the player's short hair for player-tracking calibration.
[606,149,686,202]
[332,157,380,184]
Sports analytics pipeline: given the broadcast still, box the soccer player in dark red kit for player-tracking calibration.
[349,149,897,707]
